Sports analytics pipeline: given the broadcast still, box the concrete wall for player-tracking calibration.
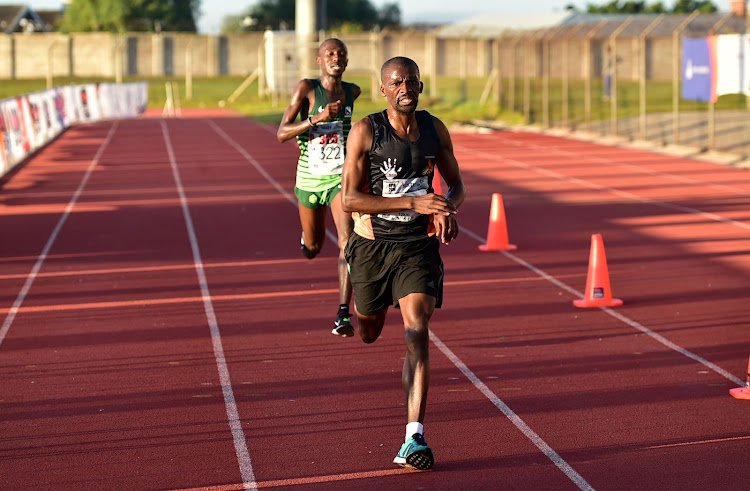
[0,35,13,78]
[71,33,117,77]
[13,33,71,78]
[0,29,718,84]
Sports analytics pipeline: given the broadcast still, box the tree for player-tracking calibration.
[585,0,716,13]
[671,0,717,13]
[221,0,400,33]
[60,0,201,32]
[60,0,127,32]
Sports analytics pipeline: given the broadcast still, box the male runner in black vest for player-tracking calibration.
[341,56,466,470]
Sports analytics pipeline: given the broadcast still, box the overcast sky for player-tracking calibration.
[26,0,736,35]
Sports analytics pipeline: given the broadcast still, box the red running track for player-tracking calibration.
[1,109,749,490]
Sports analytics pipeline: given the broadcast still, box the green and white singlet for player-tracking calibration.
[295,79,355,192]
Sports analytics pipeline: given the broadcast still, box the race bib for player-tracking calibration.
[308,121,344,175]
[378,176,428,222]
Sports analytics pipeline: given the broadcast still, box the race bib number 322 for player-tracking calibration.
[308,121,344,175]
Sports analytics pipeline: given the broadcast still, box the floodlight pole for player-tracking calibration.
[296,0,317,80]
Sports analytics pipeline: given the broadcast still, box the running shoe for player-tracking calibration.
[300,235,316,260]
[332,310,354,337]
[393,433,434,470]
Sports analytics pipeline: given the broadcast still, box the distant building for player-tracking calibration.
[435,10,747,39]
[35,8,64,32]
[0,4,48,33]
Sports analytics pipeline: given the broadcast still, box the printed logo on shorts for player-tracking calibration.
[309,195,318,204]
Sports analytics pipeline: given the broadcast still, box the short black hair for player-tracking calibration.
[318,38,346,56]
[380,56,420,82]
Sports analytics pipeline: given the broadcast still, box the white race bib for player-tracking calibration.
[308,121,344,175]
[377,176,428,222]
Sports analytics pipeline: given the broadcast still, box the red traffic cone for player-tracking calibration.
[573,234,623,308]
[433,167,444,196]
[730,355,750,400]
[479,193,517,251]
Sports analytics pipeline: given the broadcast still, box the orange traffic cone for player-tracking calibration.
[479,193,517,251]
[433,167,444,195]
[730,355,750,400]
[573,234,623,308]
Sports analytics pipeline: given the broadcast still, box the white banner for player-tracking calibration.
[714,34,746,98]
[0,82,148,178]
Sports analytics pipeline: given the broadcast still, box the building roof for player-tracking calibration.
[435,10,746,39]
[0,4,50,33]
[35,8,62,31]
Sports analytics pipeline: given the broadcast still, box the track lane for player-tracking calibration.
[204,115,750,489]
[1,118,250,489]
[3,112,750,489]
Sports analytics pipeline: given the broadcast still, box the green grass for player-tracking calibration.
[1,74,745,129]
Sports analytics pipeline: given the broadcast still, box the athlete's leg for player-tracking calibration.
[397,293,435,424]
[298,202,327,258]
[330,192,353,306]
[354,307,388,344]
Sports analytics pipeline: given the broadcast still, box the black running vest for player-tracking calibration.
[353,110,441,242]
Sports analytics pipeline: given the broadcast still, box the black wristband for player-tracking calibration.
[307,116,316,127]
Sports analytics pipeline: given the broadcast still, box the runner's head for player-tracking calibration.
[317,38,348,77]
[380,57,422,115]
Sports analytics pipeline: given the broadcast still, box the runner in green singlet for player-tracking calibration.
[277,38,361,337]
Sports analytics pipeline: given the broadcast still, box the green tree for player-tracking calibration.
[61,0,201,32]
[671,0,717,13]
[221,0,400,33]
[585,0,715,13]
[60,0,127,32]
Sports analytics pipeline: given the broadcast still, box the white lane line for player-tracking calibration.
[456,145,750,232]
[207,119,594,490]
[456,140,747,385]
[496,134,750,197]
[459,228,745,387]
[160,121,257,490]
[432,335,595,491]
[208,119,337,243]
[0,122,118,349]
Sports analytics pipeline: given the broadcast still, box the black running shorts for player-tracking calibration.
[345,233,443,315]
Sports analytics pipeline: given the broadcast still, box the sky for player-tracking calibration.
[26,0,736,35]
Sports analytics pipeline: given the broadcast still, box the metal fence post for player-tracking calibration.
[639,15,664,141]
[608,18,634,136]
[542,25,563,128]
[584,20,607,131]
[508,33,523,113]
[562,24,585,128]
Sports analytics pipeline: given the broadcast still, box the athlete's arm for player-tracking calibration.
[276,79,314,143]
[433,117,466,209]
[341,119,458,216]
[351,84,362,101]
[433,116,466,244]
